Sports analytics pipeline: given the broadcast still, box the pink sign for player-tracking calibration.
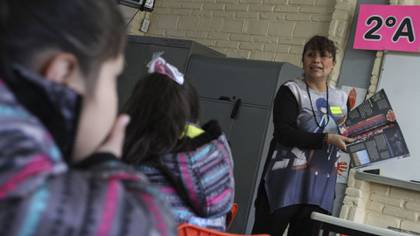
[354,4,420,53]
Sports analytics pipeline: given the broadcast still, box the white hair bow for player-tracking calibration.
[147,52,184,85]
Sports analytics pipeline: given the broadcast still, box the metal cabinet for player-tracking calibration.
[118,35,224,109]
[120,39,303,233]
[186,55,302,233]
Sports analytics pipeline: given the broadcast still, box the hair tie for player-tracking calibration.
[147,52,184,85]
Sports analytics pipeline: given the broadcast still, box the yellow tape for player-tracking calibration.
[184,124,205,138]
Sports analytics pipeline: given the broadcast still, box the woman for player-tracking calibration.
[252,35,353,236]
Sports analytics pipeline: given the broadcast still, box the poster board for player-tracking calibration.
[344,90,409,167]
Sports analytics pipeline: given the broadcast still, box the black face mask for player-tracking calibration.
[4,64,83,163]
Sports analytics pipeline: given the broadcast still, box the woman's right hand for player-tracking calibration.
[325,133,354,151]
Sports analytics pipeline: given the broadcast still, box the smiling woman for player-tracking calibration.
[252,35,354,236]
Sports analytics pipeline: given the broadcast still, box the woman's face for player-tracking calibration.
[72,54,124,160]
[302,50,335,82]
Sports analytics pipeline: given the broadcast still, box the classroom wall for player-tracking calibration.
[122,1,360,84]
[390,0,420,4]
[139,0,357,79]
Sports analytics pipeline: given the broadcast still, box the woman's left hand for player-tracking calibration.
[336,161,348,175]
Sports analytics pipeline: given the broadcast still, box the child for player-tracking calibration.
[123,55,235,231]
[0,1,175,235]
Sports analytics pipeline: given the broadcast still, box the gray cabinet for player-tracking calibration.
[186,55,302,234]
[118,35,224,109]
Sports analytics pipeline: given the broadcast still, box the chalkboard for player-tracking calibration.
[365,52,420,181]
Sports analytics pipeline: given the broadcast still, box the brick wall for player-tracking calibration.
[327,0,357,85]
[139,0,358,84]
[144,0,340,66]
[340,170,420,233]
[390,0,420,4]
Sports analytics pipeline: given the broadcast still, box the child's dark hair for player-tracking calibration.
[302,35,337,62]
[123,73,200,164]
[0,0,125,87]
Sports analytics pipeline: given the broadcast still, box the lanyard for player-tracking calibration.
[304,80,330,129]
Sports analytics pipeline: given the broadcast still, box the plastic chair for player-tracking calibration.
[178,223,270,236]
[226,203,238,228]
[178,203,270,236]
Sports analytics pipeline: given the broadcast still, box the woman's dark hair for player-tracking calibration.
[302,35,337,62]
[123,73,200,164]
[0,0,126,87]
